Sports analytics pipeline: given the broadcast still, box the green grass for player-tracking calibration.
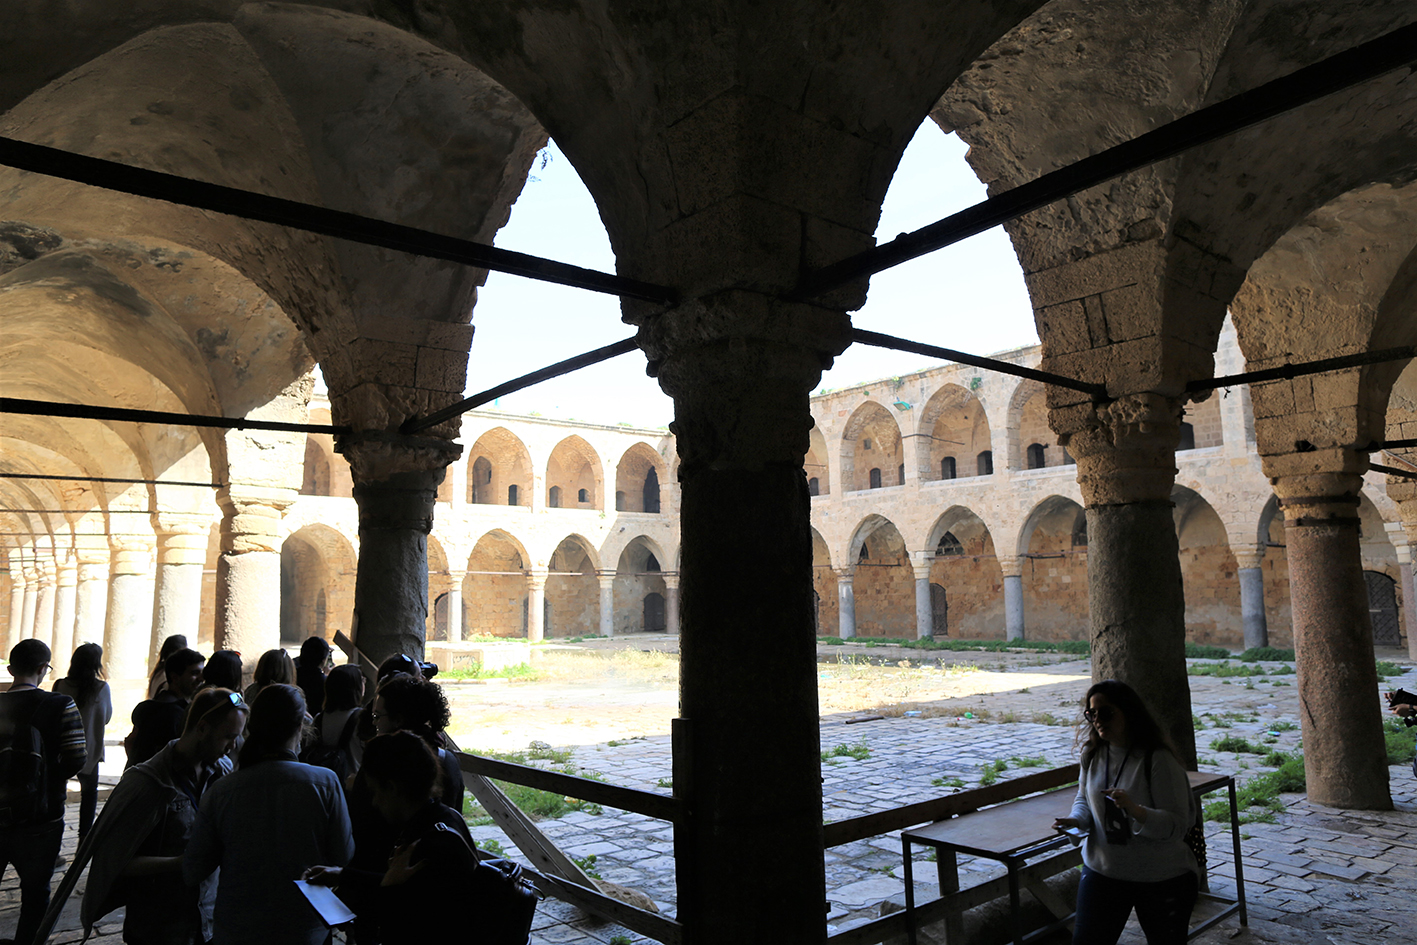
[1268,720,1298,732]
[1188,661,1268,678]
[438,662,540,681]
[479,838,505,857]
[1203,754,1306,824]
[1209,735,1268,755]
[1010,754,1049,768]
[1192,714,1205,731]
[1239,647,1295,662]
[979,758,1009,786]
[822,740,871,763]
[1375,661,1405,678]
[932,775,966,789]
[1184,644,1233,660]
[817,636,1090,655]
[1383,718,1416,766]
[461,748,604,823]
[573,854,602,880]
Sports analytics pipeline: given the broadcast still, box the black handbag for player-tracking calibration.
[468,850,542,945]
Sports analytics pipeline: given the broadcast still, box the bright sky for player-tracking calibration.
[464,122,1038,429]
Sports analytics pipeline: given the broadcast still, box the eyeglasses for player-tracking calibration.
[194,690,246,727]
[1084,705,1116,724]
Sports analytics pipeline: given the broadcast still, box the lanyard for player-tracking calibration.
[1104,748,1130,790]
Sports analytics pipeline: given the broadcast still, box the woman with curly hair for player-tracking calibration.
[1053,679,1198,945]
[371,675,463,811]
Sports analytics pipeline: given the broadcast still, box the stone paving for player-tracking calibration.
[5,654,1416,943]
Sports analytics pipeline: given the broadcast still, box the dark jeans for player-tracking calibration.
[1073,865,1198,945]
[0,818,65,945]
[76,769,100,839]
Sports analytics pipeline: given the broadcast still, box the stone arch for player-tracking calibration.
[844,516,914,638]
[1008,381,1070,471]
[614,536,669,634]
[546,436,604,510]
[463,530,529,639]
[1358,492,1400,576]
[805,426,830,496]
[917,383,992,482]
[546,534,600,638]
[1171,485,1240,647]
[1016,496,1088,642]
[425,535,453,642]
[467,428,534,507]
[840,402,903,493]
[614,443,667,513]
[278,523,356,647]
[924,507,1003,639]
[300,437,332,496]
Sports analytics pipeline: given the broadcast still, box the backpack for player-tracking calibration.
[433,821,540,945]
[0,694,63,827]
[300,709,361,781]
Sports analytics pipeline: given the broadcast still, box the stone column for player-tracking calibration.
[105,536,156,688]
[339,436,460,667]
[911,556,933,640]
[446,573,464,643]
[215,489,289,667]
[1397,506,1417,661]
[151,520,209,666]
[1271,466,1391,810]
[51,558,78,664]
[999,555,1025,642]
[1234,546,1268,650]
[598,571,616,638]
[836,569,856,639]
[663,574,681,636]
[20,560,39,641]
[32,559,57,650]
[72,544,110,649]
[7,552,27,652]
[526,568,547,642]
[1064,392,1195,766]
[652,309,844,944]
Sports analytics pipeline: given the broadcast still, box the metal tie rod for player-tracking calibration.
[791,21,1417,300]
[0,473,220,488]
[1370,463,1417,481]
[0,137,678,306]
[1,396,351,436]
[850,328,1107,398]
[1187,346,1415,392]
[402,336,640,434]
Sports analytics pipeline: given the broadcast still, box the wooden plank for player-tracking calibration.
[457,751,680,821]
[824,764,1079,848]
[529,871,684,945]
[463,772,598,887]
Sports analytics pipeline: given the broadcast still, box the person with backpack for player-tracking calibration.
[52,642,112,841]
[304,732,536,945]
[76,687,248,945]
[301,664,365,783]
[0,639,87,945]
[127,649,205,768]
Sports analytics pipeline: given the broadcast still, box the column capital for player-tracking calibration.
[336,432,462,484]
[910,553,933,582]
[1057,392,1181,507]
[1233,545,1267,571]
[55,560,78,587]
[834,567,855,583]
[661,573,680,590]
[596,571,617,588]
[995,555,1025,578]
[1267,458,1366,526]
[526,567,549,589]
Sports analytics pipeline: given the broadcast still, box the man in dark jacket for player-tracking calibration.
[126,649,205,768]
[0,638,86,945]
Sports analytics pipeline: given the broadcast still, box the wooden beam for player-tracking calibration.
[528,871,684,945]
[457,751,680,821]
[462,772,598,887]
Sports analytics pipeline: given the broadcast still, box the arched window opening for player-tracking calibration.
[1072,516,1088,549]
[643,468,661,513]
[897,464,905,486]
[940,457,956,480]
[1178,422,1196,451]
[863,438,872,451]
[645,553,661,572]
[548,485,562,508]
[433,593,449,642]
[1365,571,1400,646]
[508,484,519,506]
[936,532,963,557]
[930,583,948,637]
[869,468,882,489]
[808,477,820,496]
[1026,443,1046,469]
[813,590,821,633]
[615,491,626,511]
[976,451,994,476]
[471,456,493,504]
[858,543,869,563]
[578,488,590,504]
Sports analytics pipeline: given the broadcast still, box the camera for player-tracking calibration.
[418,660,439,680]
[1102,794,1131,845]
[1386,688,1416,727]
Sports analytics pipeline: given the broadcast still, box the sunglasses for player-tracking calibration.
[1084,705,1117,724]
[195,690,246,727]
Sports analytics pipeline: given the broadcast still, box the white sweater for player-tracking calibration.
[1068,742,1199,883]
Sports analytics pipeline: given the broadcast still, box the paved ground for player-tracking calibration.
[7,645,1416,944]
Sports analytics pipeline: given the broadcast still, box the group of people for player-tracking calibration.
[0,635,486,945]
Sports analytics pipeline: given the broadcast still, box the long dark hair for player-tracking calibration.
[203,650,244,692]
[362,732,441,801]
[1076,679,1179,767]
[62,643,105,710]
[238,684,306,768]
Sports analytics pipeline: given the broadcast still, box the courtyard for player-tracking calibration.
[19,636,1413,945]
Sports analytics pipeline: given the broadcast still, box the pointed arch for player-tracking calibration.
[840,401,903,493]
[918,383,992,481]
[614,442,667,513]
[547,436,604,510]
[467,428,534,506]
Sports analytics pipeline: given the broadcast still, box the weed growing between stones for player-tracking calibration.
[462,747,604,824]
[822,740,871,763]
[1375,661,1405,678]
[1239,647,1296,662]
[1209,735,1268,755]
[1203,754,1306,824]
[1383,718,1416,765]
[932,775,966,789]
[979,758,1009,785]
[1188,662,1267,678]
[1010,754,1049,768]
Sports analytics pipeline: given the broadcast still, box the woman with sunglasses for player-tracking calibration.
[76,688,248,945]
[1052,679,1199,945]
